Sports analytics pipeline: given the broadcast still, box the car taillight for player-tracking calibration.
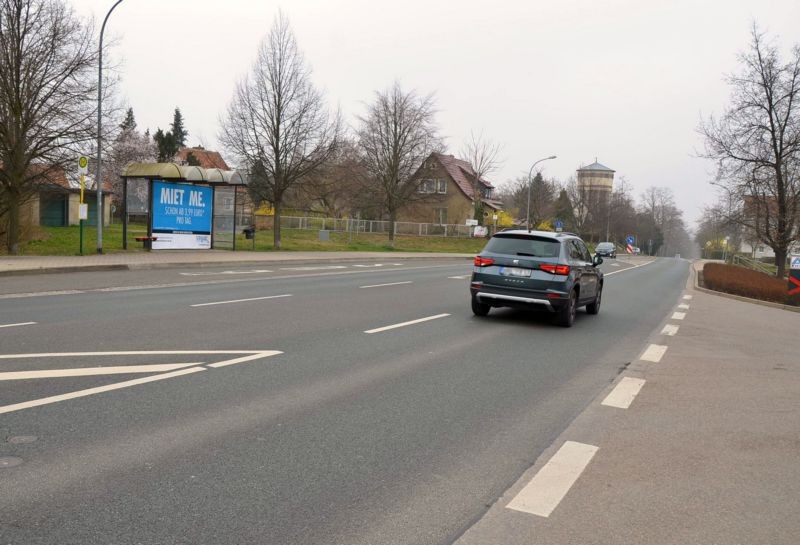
[540,264,570,275]
[474,256,495,267]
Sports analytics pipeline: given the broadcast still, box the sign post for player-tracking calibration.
[626,235,635,254]
[78,156,89,255]
[788,256,800,306]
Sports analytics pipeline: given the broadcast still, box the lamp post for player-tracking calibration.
[526,155,556,232]
[95,0,125,254]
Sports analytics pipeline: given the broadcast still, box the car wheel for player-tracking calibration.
[554,290,577,327]
[471,296,490,317]
[586,284,602,315]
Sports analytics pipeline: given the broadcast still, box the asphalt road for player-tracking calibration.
[0,256,689,545]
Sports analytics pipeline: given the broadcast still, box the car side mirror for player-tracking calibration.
[593,255,604,267]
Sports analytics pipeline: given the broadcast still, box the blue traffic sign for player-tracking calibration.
[626,235,635,245]
[554,220,564,231]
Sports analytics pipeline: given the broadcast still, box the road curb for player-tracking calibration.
[691,261,800,313]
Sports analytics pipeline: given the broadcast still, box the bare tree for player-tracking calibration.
[355,81,441,245]
[0,0,101,254]
[293,137,365,217]
[700,24,800,277]
[459,130,503,224]
[219,13,340,249]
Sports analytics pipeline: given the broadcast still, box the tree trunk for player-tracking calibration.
[775,246,787,279]
[388,209,396,248]
[273,202,282,250]
[6,191,22,256]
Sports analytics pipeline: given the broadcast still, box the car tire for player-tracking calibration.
[471,296,490,317]
[554,290,577,327]
[586,284,602,315]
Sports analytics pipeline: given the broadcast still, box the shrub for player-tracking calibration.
[703,263,792,304]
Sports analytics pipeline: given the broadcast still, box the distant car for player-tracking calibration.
[469,230,604,327]
[595,242,617,258]
[633,246,641,255]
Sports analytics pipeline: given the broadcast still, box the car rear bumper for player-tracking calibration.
[474,291,555,310]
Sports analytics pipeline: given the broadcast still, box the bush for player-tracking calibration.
[703,263,793,305]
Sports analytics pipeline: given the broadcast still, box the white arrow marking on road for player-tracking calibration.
[365,313,450,334]
[506,441,599,517]
[0,350,283,415]
[0,321,37,329]
[191,294,292,307]
[0,363,202,380]
[359,281,413,289]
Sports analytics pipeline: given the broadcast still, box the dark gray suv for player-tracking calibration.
[469,230,604,327]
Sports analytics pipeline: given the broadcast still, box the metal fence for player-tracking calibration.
[279,216,477,238]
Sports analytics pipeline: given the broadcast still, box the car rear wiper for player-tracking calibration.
[516,252,539,257]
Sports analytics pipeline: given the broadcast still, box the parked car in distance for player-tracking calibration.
[469,230,604,327]
[633,246,641,255]
[595,242,617,258]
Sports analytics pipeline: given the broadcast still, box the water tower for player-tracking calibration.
[577,159,615,196]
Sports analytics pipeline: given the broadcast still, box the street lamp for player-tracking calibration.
[526,155,556,232]
[95,0,125,254]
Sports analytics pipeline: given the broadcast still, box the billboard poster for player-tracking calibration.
[151,180,213,250]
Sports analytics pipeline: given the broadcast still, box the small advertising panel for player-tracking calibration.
[151,180,213,250]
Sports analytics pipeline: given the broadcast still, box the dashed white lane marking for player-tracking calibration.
[448,275,470,279]
[661,324,680,336]
[678,303,690,310]
[672,311,686,320]
[506,441,599,518]
[180,269,274,276]
[352,264,384,268]
[603,260,656,276]
[640,344,668,362]
[0,363,202,380]
[365,313,450,334]
[0,322,37,329]
[191,294,292,307]
[683,295,693,300]
[359,281,413,289]
[279,265,347,271]
[602,377,646,409]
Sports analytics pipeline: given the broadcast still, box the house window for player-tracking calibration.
[433,207,447,225]
[418,179,435,193]
[437,179,447,194]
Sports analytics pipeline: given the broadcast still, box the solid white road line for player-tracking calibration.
[190,294,292,307]
[602,377,646,409]
[678,303,690,310]
[603,260,656,276]
[0,367,205,415]
[683,295,693,300]
[364,313,450,334]
[640,344,668,362]
[180,269,273,276]
[359,281,413,289]
[0,363,202,380]
[661,324,680,336]
[672,311,686,320]
[0,321,37,329]
[207,351,283,368]
[448,275,470,279]
[506,441,599,518]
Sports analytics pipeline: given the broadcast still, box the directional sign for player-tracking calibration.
[626,235,635,245]
[555,220,564,232]
[78,155,89,175]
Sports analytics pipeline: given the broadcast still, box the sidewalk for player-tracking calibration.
[0,250,473,276]
[456,263,800,544]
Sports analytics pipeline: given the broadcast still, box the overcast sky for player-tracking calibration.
[71,0,800,227]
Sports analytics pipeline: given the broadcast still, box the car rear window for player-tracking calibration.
[597,243,614,249]
[484,235,561,257]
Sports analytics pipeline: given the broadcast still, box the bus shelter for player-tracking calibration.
[121,163,248,250]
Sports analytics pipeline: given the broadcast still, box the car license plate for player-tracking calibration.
[499,266,531,277]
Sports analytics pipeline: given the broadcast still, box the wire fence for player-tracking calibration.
[278,216,478,238]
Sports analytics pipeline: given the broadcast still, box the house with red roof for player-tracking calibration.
[175,147,230,170]
[398,152,502,225]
